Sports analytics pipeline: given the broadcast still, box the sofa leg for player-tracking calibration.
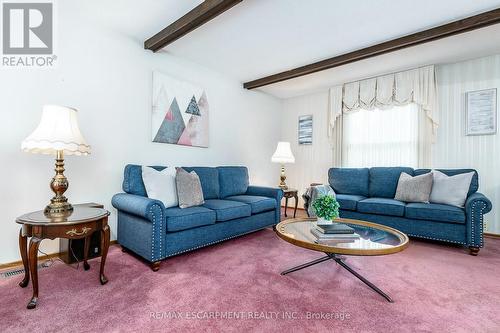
[121,245,128,253]
[469,247,480,256]
[150,261,161,272]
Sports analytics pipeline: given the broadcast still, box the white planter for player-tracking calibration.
[317,217,333,226]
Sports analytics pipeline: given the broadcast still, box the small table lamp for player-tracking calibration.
[21,105,91,215]
[271,141,295,190]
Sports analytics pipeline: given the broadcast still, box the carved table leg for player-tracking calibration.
[27,237,41,309]
[99,224,110,285]
[284,196,289,217]
[18,228,29,288]
[293,193,298,218]
[83,235,91,271]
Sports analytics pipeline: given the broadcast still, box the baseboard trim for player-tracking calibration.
[0,240,118,270]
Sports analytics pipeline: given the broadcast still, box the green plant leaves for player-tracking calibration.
[312,195,340,220]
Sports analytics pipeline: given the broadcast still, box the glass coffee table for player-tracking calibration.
[275,217,409,302]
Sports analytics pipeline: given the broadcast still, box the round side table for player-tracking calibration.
[16,205,110,309]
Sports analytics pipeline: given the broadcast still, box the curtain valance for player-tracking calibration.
[328,65,438,139]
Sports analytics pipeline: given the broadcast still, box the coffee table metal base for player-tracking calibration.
[281,253,394,303]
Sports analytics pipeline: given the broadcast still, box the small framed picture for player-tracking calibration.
[298,115,313,145]
[466,88,497,136]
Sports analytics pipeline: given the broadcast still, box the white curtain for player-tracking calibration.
[329,65,438,137]
[328,65,438,167]
[343,103,432,168]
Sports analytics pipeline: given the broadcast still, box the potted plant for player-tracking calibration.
[312,194,340,225]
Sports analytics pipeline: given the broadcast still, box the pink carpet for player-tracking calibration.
[1,229,500,333]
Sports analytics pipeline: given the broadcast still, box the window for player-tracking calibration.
[342,103,420,167]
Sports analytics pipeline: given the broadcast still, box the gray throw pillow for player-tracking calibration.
[394,172,433,203]
[429,170,474,207]
[176,168,204,209]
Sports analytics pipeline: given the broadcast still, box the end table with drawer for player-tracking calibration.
[16,204,110,309]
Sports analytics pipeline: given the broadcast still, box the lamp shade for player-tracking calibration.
[271,141,295,164]
[21,105,91,155]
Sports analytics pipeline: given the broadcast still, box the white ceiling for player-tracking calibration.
[83,0,500,99]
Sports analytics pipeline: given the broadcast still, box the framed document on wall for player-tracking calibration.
[466,88,497,136]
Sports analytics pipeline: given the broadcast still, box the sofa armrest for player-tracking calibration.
[111,193,165,222]
[246,186,284,224]
[465,192,492,248]
[112,193,166,262]
[246,186,283,202]
[465,192,492,215]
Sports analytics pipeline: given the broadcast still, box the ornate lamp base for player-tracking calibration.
[44,202,73,215]
[45,150,73,216]
[279,164,288,190]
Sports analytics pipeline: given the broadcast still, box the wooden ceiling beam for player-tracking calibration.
[243,8,500,89]
[145,0,242,52]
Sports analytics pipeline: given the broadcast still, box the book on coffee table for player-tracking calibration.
[310,228,360,240]
[315,223,355,234]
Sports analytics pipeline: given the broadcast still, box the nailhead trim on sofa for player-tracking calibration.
[406,233,466,245]
[470,201,486,248]
[150,204,163,262]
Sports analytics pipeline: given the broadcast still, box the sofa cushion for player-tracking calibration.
[203,199,252,222]
[414,168,478,197]
[176,168,205,208]
[357,198,406,217]
[394,172,433,203]
[336,194,366,211]
[123,164,166,196]
[182,167,219,199]
[328,168,369,197]
[369,167,414,198]
[217,166,249,198]
[226,195,276,214]
[165,206,216,232]
[405,203,465,224]
[142,166,178,208]
[429,170,474,207]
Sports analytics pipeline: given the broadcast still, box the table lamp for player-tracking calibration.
[21,105,91,215]
[271,141,295,190]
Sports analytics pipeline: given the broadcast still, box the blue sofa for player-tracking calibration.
[328,167,492,255]
[112,165,283,271]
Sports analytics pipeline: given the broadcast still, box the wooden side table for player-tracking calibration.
[16,204,110,309]
[283,189,299,218]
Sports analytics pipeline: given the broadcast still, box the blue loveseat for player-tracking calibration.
[112,165,283,271]
[329,167,492,255]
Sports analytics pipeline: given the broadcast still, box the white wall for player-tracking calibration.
[0,5,283,264]
[281,55,500,233]
[281,91,333,206]
[434,54,500,234]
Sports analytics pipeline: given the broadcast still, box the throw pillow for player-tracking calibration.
[142,166,178,208]
[176,168,205,209]
[429,170,474,207]
[394,172,433,203]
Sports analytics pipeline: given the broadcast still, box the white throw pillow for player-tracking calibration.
[429,170,474,207]
[142,166,178,208]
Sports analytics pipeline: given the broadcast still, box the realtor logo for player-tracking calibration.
[2,1,56,67]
